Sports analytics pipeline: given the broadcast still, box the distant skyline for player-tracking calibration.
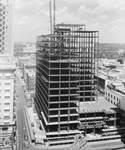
[15,0,125,43]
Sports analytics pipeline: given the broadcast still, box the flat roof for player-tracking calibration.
[113,82,122,86]
[80,97,117,114]
[56,24,86,27]
[26,69,36,76]
[18,56,31,60]
[0,64,16,70]
[98,74,107,80]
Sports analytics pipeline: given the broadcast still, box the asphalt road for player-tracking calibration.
[16,69,38,150]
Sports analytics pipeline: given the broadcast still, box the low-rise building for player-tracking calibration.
[105,80,125,111]
[23,62,35,79]
[24,70,35,92]
[18,56,31,69]
[27,70,35,92]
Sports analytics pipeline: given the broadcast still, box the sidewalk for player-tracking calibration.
[23,106,48,149]
[23,106,71,150]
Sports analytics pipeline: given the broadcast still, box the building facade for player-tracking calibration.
[105,82,125,110]
[0,0,14,56]
[0,66,16,125]
[0,0,15,149]
[23,69,35,92]
[27,70,35,92]
[35,24,99,146]
[0,56,16,149]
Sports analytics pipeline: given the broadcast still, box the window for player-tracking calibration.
[4,103,10,105]
[5,89,10,92]
[4,122,9,125]
[4,116,10,119]
[111,95,112,98]
[4,109,10,112]
[114,96,115,100]
[108,93,110,97]
[2,127,8,131]
[5,96,10,99]
[5,82,10,85]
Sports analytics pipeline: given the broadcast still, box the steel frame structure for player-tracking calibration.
[35,24,99,146]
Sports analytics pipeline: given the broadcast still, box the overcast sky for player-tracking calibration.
[15,0,125,43]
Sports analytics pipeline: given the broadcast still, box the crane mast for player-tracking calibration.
[53,0,56,34]
[49,1,52,34]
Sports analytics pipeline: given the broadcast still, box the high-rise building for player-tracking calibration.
[0,0,15,149]
[35,24,99,146]
[0,0,14,56]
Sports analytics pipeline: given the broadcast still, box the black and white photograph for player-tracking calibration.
[0,0,125,150]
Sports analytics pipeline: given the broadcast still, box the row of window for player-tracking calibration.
[0,96,10,99]
[106,92,120,101]
[106,97,120,107]
[0,82,10,85]
[0,108,10,111]
[0,102,10,105]
[0,89,10,92]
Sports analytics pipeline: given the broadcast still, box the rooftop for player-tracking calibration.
[0,55,16,70]
[80,97,117,114]
[24,62,36,67]
[26,70,36,77]
[18,56,31,60]
[0,65,16,70]
[98,73,107,80]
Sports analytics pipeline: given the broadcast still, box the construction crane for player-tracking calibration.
[53,0,56,34]
[49,1,52,34]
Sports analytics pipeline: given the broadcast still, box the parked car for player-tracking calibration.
[31,122,34,127]
[24,141,29,148]
[15,94,18,97]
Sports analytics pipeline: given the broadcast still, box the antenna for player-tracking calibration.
[53,0,56,34]
[49,1,52,34]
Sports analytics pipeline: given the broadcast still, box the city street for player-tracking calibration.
[16,69,38,150]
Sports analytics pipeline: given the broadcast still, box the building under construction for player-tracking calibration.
[35,24,118,146]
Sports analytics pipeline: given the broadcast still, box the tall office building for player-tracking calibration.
[0,0,14,56]
[0,0,15,149]
[35,24,99,146]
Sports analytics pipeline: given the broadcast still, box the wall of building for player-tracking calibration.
[105,86,125,111]
[0,0,14,56]
[0,68,16,125]
[105,87,121,107]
